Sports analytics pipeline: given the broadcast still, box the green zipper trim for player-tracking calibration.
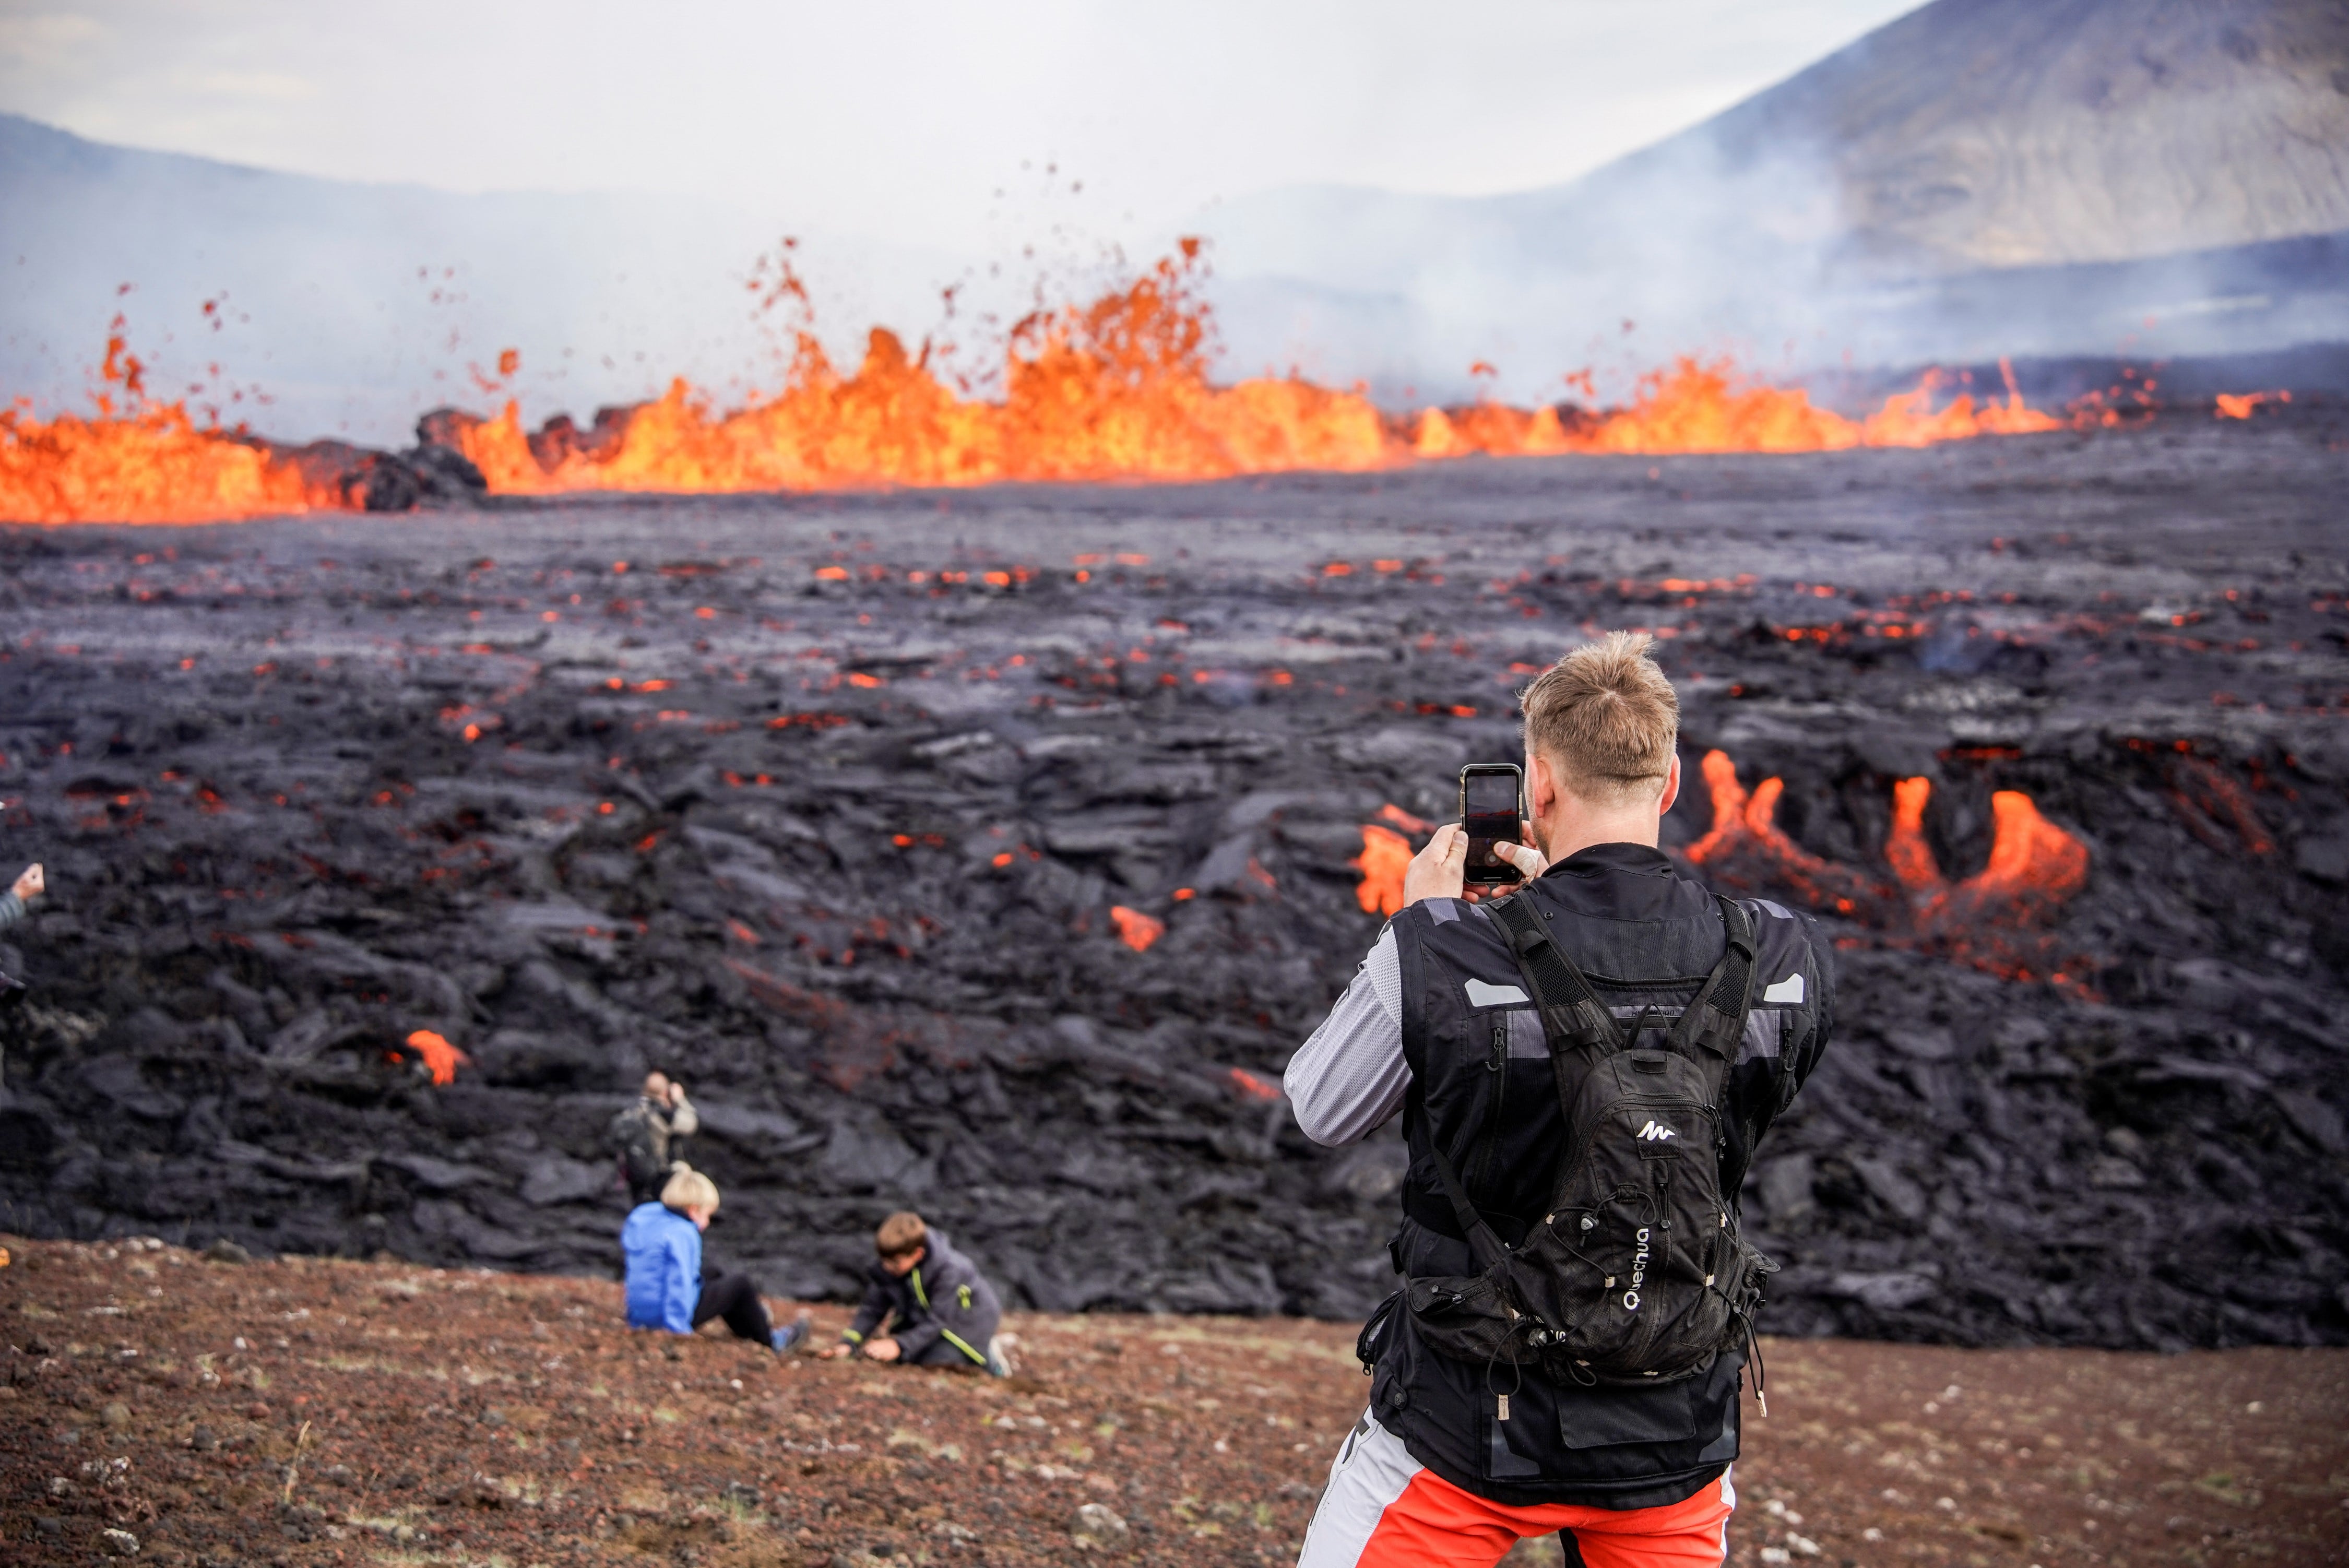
[938,1328,988,1367]
[910,1268,929,1309]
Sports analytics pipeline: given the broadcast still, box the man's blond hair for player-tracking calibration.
[1519,631,1680,805]
[660,1166,720,1215]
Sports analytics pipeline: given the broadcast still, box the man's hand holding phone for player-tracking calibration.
[1401,824,1545,908]
[10,864,42,904]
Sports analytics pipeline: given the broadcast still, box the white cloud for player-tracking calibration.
[0,10,109,74]
[181,68,318,103]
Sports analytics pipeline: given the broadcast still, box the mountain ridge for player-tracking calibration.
[1199,0,2349,400]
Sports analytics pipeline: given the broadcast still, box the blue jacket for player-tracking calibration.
[621,1202,701,1333]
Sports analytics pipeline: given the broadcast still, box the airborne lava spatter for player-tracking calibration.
[4,251,2098,523]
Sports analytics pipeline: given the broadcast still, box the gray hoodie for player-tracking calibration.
[843,1228,1003,1368]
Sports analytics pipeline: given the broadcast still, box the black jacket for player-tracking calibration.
[844,1228,1003,1368]
[1371,843,1833,1508]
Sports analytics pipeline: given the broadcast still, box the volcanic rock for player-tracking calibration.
[1071,1502,1131,1552]
[0,408,2343,1357]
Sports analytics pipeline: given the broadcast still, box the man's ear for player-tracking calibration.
[1524,751,1555,823]
[1658,753,1681,816]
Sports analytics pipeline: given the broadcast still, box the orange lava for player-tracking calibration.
[1682,751,1875,914]
[1883,775,1942,894]
[2,268,2119,523]
[404,1028,470,1087]
[449,245,1390,496]
[1683,750,2092,990]
[2214,390,2289,419]
[1938,789,2091,924]
[1109,905,1165,952]
[1446,356,2060,459]
[1229,1066,1284,1102]
[0,325,329,524]
[1353,823,1416,917]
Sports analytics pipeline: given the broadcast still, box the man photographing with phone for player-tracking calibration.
[1286,632,1834,1568]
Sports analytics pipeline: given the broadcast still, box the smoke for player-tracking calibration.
[1199,121,2349,411]
[1196,0,2349,408]
[1200,134,1850,408]
[0,114,969,448]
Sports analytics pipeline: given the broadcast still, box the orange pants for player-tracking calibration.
[1296,1412,1733,1568]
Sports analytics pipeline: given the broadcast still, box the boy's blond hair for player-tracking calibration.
[660,1166,720,1216]
[1518,631,1680,805]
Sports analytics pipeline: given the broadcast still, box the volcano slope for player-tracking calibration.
[0,406,2343,1353]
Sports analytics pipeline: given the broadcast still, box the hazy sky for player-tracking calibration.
[2,0,1921,251]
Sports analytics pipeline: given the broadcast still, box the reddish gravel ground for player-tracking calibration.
[3,1238,2344,1567]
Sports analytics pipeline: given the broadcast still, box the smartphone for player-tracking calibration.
[1458,764,1526,887]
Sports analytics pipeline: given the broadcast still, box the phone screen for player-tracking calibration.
[1460,766,1525,886]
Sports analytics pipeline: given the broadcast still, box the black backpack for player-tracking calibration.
[606,1102,665,1194]
[1403,890,1772,1391]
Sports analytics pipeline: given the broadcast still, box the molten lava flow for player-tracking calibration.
[1681,751,1878,913]
[1682,752,2092,990]
[1229,1067,1284,1102]
[0,324,332,525]
[2215,390,2289,419]
[1574,360,1862,455]
[1882,775,1943,894]
[404,1028,470,1086]
[445,247,1392,496]
[1938,790,2091,925]
[433,255,2078,497]
[1558,358,2059,456]
[1109,905,1165,952]
[1353,823,1415,917]
[1414,402,1573,459]
[7,262,2104,524]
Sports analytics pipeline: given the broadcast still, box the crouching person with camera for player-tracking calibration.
[1288,634,1834,1568]
[820,1211,1011,1376]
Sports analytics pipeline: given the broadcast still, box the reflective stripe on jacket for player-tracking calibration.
[844,1228,1002,1365]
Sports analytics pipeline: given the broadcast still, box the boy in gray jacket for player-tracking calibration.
[820,1211,1010,1376]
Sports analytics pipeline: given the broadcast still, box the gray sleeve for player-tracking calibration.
[0,892,22,930]
[1284,928,1410,1147]
[666,1095,698,1138]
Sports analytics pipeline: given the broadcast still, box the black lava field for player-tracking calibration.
[2,409,2345,1352]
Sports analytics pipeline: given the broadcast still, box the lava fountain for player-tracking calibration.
[7,248,2093,525]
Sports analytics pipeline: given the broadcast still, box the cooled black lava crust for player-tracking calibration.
[2,408,2344,1350]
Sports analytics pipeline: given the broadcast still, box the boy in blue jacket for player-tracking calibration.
[621,1166,809,1353]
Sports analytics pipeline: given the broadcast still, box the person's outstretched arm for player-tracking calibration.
[1285,825,1516,1146]
[839,1272,892,1349]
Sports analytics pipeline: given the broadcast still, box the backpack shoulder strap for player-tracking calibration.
[1488,891,1624,1056]
[1663,895,1759,1074]
[1425,1139,1511,1272]
[1490,889,1634,1191]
